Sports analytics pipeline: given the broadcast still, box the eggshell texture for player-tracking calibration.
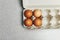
[24,19,33,27]
[33,9,42,17]
[24,10,32,18]
[33,18,42,27]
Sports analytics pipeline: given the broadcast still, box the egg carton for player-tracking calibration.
[23,9,60,29]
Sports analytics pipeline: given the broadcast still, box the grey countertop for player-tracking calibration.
[0,0,60,40]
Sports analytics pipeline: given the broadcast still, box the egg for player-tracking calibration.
[24,19,33,27]
[33,18,42,27]
[24,10,32,18]
[33,9,42,17]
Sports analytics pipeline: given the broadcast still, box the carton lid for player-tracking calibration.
[23,0,60,8]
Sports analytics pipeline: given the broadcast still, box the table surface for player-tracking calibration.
[0,0,60,40]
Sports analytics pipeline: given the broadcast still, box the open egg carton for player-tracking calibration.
[22,0,60,29]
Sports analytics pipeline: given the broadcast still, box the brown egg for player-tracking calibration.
[33,18,42,27]
[24,10,32,18]
[24,19,33,27]
[33,9,42,17]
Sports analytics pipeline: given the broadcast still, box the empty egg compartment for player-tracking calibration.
[42,9,52,29]
[42,9,60,29]
[49,9,60,28]
[23,9,60,29]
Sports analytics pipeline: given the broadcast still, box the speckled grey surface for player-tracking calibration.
[0,0,60,40]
